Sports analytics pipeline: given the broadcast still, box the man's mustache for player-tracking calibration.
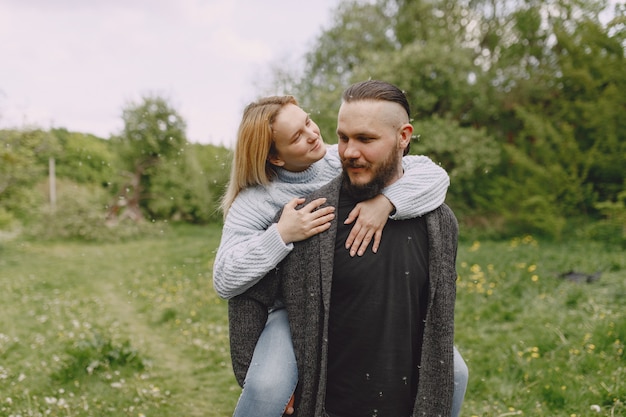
[342,159,370,170]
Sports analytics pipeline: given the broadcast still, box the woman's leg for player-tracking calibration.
[232,308,298,417]
[451,346,469,417]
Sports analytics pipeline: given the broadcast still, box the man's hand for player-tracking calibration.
[284,393,295,415]
[344,194,394,256]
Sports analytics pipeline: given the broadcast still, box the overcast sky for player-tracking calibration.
[0,0,340,147]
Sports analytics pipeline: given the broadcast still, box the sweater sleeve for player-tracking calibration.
[212,191,293,299]
[383,156,450,220]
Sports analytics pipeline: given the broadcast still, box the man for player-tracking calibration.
[229,80,459,417]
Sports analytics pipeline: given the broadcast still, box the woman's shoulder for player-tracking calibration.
[229,185,278,219]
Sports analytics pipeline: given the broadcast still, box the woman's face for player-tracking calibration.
[269,103,326,172]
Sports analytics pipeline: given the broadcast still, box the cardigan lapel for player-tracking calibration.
[318,176,341,312]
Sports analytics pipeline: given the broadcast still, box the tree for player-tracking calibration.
[146,143,231,224]
[107,95,188,223]
[272,0,625,238]
[50,128,119,187]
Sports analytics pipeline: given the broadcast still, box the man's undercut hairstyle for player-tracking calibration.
[341,80,411,120]
[342,80,412,155]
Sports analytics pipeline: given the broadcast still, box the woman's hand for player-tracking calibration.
[284,393,295,415]
[344,194,394,257]
[276,197,335,244]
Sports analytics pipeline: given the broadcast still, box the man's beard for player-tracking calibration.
[341,150,399,202]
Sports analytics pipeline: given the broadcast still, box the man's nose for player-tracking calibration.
[342,139,360,158]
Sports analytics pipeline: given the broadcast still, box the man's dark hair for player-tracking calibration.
[342,80,412,155]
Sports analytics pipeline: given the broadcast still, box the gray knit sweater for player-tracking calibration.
[228,175,459,417]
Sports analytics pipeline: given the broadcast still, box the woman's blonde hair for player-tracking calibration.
[220,95,299,216]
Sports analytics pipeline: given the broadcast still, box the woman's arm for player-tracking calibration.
[213,192,334,299]
[383,155,449,219]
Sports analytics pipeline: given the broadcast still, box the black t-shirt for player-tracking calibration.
[325,192,430,417]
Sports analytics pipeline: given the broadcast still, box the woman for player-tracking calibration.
[213,96,464,416]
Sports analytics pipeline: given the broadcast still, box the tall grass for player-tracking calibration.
[0,226,624,416]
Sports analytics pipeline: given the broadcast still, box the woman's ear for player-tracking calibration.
[267,154,285,167]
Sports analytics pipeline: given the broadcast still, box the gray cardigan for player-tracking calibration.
[228,175,458,417]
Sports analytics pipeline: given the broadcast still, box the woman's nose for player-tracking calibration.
[305,128,318,142]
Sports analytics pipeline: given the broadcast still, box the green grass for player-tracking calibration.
[0,224,238,417]
[0,226,624,416]
[456,236,625,417]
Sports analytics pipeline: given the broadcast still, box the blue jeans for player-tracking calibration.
[233,308,469,417]
[232,308,298,417]
[452,346,469,417]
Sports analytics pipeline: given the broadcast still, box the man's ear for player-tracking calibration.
[398,123,413,150]
[267,154,285,167]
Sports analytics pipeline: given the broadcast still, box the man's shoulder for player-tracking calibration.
[425,203,456,219]
[303,174,342,203]
[423,204,459,242]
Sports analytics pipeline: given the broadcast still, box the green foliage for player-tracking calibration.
[50,128,119,186]
[411,117,501,212]
[0,129,55,223]
[281,0,625,238]
[25,178,166,242]
[582,189,626,247]
[116,95,188,169]
[106,95,190,223]
[145,143,231,223]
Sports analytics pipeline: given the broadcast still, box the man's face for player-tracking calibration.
[336,100,411,200]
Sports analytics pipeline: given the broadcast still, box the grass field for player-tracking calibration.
[0,224,624,417]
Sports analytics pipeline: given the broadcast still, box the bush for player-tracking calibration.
[25,179,167,242]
